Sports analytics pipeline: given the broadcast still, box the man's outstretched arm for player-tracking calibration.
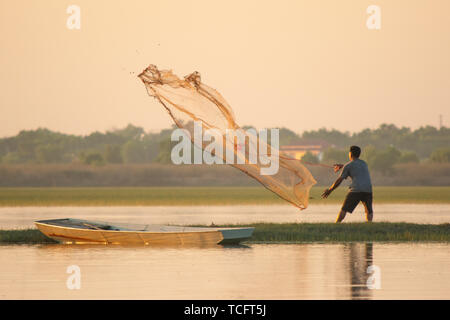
[321,176,344,198]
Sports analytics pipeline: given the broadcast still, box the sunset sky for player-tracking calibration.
[1,0,449,137]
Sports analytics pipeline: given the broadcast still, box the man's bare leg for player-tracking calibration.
[336,210,347,223]
[363,203,373,222]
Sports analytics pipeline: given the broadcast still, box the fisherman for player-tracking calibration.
[321,145,373,223]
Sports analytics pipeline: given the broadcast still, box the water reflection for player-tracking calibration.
[33,242,252,251]
[346,243,373,300]
[290,242,376,299]
[1,243,449,299]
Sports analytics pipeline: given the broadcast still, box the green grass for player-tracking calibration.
[0,229,57,244]
[247,222,450,242]
[2,222,449,244]
[0,186,449,206]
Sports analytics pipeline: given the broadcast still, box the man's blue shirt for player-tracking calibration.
[339,158,373,193]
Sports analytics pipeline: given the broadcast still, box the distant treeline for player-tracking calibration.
[0,124,449,175]
[0,163,449,187]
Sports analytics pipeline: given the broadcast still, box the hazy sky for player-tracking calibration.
[1,0,449,137]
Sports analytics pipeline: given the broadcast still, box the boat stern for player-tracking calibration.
[218,227,254,245]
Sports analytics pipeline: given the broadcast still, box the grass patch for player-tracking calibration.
[0,186,449,206]
[1,222,449,244]
[245,222,450,242]
[0,229,57,244]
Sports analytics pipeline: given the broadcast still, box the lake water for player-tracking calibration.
[1,205,449,300]
[1,242,449,299]
[0,204,449,229]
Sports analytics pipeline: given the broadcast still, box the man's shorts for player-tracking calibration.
[341,192,373,214]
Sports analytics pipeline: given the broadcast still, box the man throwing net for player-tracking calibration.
[321,146,374,223]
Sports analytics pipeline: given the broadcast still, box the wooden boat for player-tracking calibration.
[35,218,254,245]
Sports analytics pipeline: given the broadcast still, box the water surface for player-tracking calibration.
[1,243,449,299]
[0,204,449,229]
[1,204,448,300]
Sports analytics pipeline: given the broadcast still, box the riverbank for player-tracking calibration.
[0,186,449,206]
[1,222,449,244]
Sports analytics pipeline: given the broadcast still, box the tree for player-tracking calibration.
[278,127,301,146]
[155,138,173,164]
[370,146,401,174]
[141,136,160,163]
[122,140,146,163]
[360,144,377,165]
[112,124,145,140]
[35,145,64,163]
[302,127,351,148]
[322,147,348,164]
[1,152,22,164]
[79,152,105,166]
[398,151,419,164]
[1,123,448,165]
[301,151,319,164]
[430,147,450,163]
[104,145,123,164]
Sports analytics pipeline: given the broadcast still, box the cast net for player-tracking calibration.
[138,65,316,209]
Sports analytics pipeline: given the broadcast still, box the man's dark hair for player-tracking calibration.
[350,145,361,158]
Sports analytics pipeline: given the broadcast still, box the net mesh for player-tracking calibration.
[138,65,316,209]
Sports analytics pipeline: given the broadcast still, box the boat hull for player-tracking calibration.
[35,219,254,246]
